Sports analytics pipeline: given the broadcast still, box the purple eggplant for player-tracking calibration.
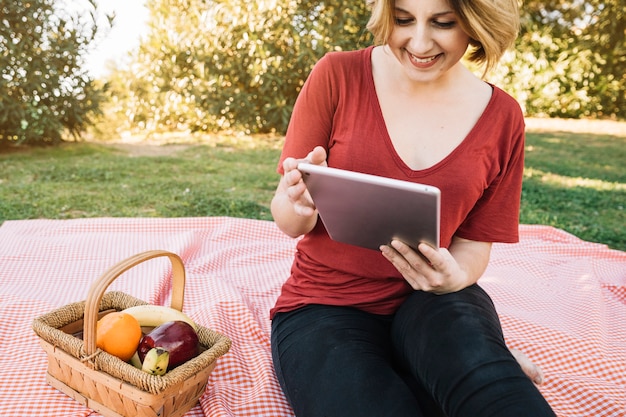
[138,321,200,370]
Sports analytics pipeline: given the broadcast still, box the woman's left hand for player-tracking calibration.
[380,239,482,294]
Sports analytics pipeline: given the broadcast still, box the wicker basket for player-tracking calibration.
[32,250,232,417]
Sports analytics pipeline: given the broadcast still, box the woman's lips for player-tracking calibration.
[408,51,441,67]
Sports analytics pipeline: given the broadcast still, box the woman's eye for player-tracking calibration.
[433,20,456,29]
[394,17,414,26]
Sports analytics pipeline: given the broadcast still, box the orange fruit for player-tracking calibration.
[96,312,142,362]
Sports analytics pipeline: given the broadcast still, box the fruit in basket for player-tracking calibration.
[129,351,143,369]
[122,305,198,331]
[141,347,170,375]
[96,312,143,362]
[138,321,200,370]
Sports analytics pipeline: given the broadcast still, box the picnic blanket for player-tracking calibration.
[0,216,624,417]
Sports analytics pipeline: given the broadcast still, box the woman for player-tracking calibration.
[270,0,556,415]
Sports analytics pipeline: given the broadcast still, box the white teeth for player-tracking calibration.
[410,53,437,63]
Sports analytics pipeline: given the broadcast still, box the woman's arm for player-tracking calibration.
[271,147,327,238]
[380,236,492,294]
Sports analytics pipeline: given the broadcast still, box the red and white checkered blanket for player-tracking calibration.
[0,217,624,416]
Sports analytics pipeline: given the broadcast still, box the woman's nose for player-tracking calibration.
[407,25,434,54]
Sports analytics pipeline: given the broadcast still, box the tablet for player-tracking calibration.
[298,163,441,250]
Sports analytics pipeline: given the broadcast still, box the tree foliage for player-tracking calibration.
[104,0,624,136]
[7,0,623,144]
[104,0,372,135]
[0,0,111,146]
[491,0,625,119]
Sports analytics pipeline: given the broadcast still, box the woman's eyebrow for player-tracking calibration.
[394,6,455,18]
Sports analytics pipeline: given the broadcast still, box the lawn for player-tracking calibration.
[1,125,624,251]
[521,129,624,251]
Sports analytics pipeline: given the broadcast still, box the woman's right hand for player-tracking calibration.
[281,146,327,216]
[271,146,327,238]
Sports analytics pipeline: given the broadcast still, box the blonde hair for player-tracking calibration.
[366,0,520,75]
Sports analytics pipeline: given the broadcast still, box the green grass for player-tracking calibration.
[0,139,281,221]
[521,131,625,251]
[1,130,624,251]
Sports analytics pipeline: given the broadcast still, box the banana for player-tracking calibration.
[122,305,198,331]
[129,351,143,370]
[141,347,170,376]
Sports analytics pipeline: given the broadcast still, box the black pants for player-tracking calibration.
[271,284,556,417]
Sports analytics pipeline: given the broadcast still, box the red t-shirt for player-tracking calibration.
[270,46,525,318]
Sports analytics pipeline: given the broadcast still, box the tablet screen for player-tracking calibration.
[298,163,440,250]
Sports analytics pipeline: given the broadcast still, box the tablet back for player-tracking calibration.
[298,163,440,250]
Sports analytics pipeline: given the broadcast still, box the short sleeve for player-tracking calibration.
[277,54,339,174]
[455,111,525,243]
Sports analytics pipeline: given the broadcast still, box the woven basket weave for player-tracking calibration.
[32,250,231,417]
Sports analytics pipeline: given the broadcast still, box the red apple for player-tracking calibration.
[138,321,200,370]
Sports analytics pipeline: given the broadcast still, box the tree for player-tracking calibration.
[491,0,625,119]
[105,0,624,138]
[202,0,372,133]
[104,0,371,135]
[0,0,112,146]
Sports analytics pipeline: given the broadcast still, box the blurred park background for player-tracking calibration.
[0,0,624,250]
[1,0,624,145]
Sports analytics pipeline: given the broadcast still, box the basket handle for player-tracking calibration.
[83,250,186,357]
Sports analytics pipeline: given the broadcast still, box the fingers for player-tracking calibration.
[283,176,315,216]
[306,146,328,165]
[281,158,315,216]
[283,147,327,173]
[380,243,418,276]
[510,348,545,386]
[380,240,467,294]
[391,240,436,273]
[281,147,328,217]
[282,147,328,178]
[283,160,303,186]
[380,240,439,291]
[288,184,315,216]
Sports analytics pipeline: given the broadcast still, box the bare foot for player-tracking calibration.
[511,348,544,385]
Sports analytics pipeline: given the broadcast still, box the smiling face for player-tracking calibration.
[386,0,471,83]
